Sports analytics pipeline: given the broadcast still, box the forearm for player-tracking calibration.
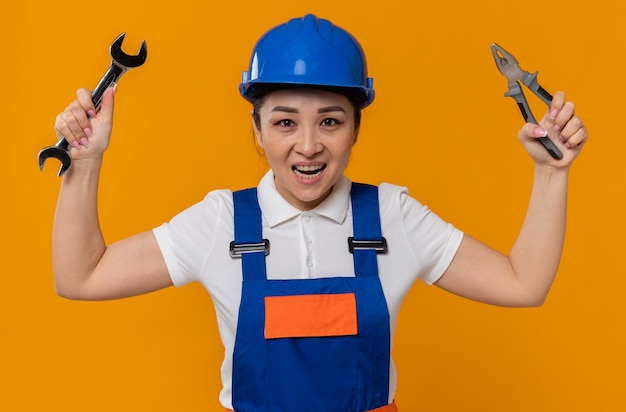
[508,164,569,304]
[52,158,106,297]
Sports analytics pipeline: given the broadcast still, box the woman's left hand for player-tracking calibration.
[518,91,588,168]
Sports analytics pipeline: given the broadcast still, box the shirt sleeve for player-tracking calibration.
[380,183,464,285]
[153,189,233,287]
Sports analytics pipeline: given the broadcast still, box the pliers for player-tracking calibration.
[491,43,563,159]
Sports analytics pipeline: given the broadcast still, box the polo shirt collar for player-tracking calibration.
[257,171,351,227]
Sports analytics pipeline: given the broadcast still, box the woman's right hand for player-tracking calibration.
[54,85,116,163]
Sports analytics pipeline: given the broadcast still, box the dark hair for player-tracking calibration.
[249,85,364,131]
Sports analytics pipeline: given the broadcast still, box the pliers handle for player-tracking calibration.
[491,43,563,160]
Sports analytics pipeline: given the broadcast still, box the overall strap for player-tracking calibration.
[232,188,267,281]
[350,183,387,278]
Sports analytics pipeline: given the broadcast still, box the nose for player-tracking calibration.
[295,127,323,157]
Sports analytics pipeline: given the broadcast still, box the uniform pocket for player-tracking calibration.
[264,293,358,339]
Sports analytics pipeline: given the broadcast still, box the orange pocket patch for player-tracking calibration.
[264,293,358,339]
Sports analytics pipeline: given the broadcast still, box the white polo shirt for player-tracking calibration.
[153,171,463,408]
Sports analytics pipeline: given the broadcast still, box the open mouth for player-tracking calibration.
[292,164,327,179]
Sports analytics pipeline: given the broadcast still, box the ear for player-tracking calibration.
[251,110,263,146]
[352,126,360,146]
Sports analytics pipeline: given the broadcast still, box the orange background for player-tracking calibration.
[1,0,622,410]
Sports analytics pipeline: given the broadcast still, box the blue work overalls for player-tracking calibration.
[230,183,395,412]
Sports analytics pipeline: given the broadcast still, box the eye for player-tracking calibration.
[321,118,342,127]
[275,119,295,127]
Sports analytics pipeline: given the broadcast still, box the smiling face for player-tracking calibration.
[252,88,359,211]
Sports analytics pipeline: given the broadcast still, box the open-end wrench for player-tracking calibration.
[38,33,147,176]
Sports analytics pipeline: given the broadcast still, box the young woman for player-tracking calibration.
[50,14,587,412]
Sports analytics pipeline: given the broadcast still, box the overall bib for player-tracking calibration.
[230,183,395,412]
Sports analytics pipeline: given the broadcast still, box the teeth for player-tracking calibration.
[296,165,323,172]
[293,164,326,177]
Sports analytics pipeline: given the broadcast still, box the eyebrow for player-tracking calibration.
[270,106,347,114]
[318,106,346,114]
[270,106,298,113]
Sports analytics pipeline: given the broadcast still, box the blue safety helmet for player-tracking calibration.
[239,14,375,108]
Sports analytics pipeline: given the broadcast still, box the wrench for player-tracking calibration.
[38,33,147,176]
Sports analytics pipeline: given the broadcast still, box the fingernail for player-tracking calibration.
[83,128,92,137]
[550,109,558,120]
[535,127,548,137]
[80,138,90,148]
[71,140,81,149]
[112,83,117,96]
[553,124,561,132]
[88,110,96,118]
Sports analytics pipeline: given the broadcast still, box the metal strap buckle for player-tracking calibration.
[347,237,388,254]
[229,239,270,258]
